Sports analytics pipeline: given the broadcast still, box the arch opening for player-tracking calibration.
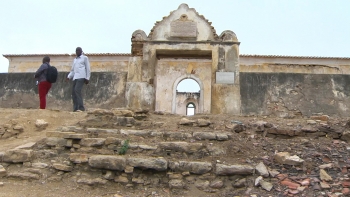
[186,102,196,116]
[177,79,200,92]
[172,75,204,114]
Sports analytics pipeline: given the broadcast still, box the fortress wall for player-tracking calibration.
[240,56,350,74]
[240,72,350,117]
[6,55,130,73]
[0,72,127,111]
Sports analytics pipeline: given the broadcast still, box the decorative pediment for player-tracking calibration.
[148,4,219,41]
[170,14,197,38]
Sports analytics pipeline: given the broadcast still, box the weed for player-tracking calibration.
[119,139,130,155]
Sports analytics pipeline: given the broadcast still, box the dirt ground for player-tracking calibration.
[0,108,349,197]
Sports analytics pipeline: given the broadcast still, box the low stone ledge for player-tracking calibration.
[127,157,167,171]
[89,155,126,171]
[215,164,254,175]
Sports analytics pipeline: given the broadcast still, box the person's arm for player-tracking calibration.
[85,56,91,80]
[34,64,46,78]
[67,61,75,80]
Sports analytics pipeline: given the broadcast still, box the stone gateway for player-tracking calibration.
[2,4,350,117]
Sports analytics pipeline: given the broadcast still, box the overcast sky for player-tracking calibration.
[0,0,349,73]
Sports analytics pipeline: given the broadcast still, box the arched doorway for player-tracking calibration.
[173,76,203,115]
[186,102,196,116]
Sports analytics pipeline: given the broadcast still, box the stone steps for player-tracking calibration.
[45,127,233,160]
[55,126,233,141]
[44,136,222,161]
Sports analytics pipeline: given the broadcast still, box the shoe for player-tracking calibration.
[76,110,83,112]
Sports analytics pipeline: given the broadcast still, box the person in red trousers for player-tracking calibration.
[34,56,52,109]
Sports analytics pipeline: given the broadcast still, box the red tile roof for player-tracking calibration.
[2,53,350,59]
[2,53,131,57]
[240,54,350,59]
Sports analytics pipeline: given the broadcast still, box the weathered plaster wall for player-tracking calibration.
[240,72,350,117]
[0,72,127,110]
[5,55,130,73]
[211,84,241,114]
[125,82,154,110]
[175,92,200,115]
[155,58,211,113]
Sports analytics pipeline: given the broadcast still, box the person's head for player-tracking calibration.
[76,47,83,57]
[43,56,50,63]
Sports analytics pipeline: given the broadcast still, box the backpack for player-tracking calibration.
[46,65,58,83]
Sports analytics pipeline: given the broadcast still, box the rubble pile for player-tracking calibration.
[1,109,350,196]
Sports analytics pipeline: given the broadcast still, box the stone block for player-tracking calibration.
[193,132,216,140]
[14,142,36,149]
[127,157,167,171]
[3,149,33,163]
[215,164,254,175]
[45,137,67,147]
[169,161,212,174]
[52,163,73,172]
[159,142,203,153]
[120,129,151,136]
[105,137,122,145]
[114,176,129,183]
[0,165,6,177]
[35,119,48,130]
[216,133,228,141]
[70,153,89,163]
[89,155,126,171]
[63,133,88,139]
[169,179,184,189]
[46,131,75,138]
[80,138,106,147]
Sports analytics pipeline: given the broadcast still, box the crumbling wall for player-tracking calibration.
[0,72,127,110]
[240,72,350,117]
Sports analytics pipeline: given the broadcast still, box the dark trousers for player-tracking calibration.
[38,81,52,109]
[72,78,85,111]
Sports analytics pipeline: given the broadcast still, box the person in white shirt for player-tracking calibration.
[66,47,91,112]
